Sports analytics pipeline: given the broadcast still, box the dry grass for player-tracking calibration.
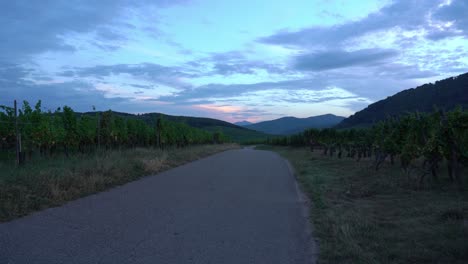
[0,144,238,222]
[258,145,468,264]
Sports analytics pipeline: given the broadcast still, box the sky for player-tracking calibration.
[1,0,467,123]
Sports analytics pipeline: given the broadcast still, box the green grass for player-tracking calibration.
[258,145,468,264]
[0,144,238,222]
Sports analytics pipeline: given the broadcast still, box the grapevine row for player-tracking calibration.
[267,108,468,183]
[0,100,228,162]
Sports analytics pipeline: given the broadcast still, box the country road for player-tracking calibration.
[0,148,316,264]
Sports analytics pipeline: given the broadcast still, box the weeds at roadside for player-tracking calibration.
[0,144,238,222]
[258,145,468,264]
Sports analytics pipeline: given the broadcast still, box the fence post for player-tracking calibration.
[14,100,20,166]
[97,112,101,150]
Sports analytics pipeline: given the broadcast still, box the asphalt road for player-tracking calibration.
[0,148,316,264]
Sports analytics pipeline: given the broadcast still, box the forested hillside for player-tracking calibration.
[246,114,345,135]
[337,73,468,128]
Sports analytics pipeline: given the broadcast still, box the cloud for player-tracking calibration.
[212,61,286,75]
[66,63,195,89]
[157,78,327,104]
[431,0,468,38]
[0,63,33,82]
[0,63,191,115]
[425,29,461,41]
[258,0,466,49]
[155,76,376,108]
[0,60,444,122]
[212,63,255,75]
[156,60,439,107]
[1,0,466,122]
[254,0,464,83]
[293,49,398,71]
[371,63,438,79]
[129,84,157,90]
[0,80,127,112]
[188,51,287,76]
[208,51,246,61]
[0,66,270,122]
[0,0,189,62]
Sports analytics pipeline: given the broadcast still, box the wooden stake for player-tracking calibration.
[97,112,101,150]
[14,100,20,166]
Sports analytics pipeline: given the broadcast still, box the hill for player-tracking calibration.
[245,114,345,135]
[82,111,268,142]
[202,126,270,142]
[234,120,253,126]
[336,72,468,128]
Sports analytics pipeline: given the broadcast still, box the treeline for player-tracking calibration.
[267,108,468,184]
[337,72,468,128]
[0,100,228,161]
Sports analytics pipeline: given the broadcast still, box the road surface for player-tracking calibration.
[0,148,316,264]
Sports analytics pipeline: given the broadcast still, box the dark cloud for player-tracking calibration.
[258,0,466,49]
[255,0,468,80]
[0,63,33,81]
[91,42,122,52]
[66,63,195,89]
[372,63,438,80]
[212,61,286,75]
[57,70,75,77]
[208,51,246,61]
[157,78,327,104]
[0,62,445,122]
[213,63,255,75]
[157,63,438,106]
[293,49,398,71]
[74,63,184,77]
[259,1,433,47]
[129,84,157,90]
[280,96,357,104]
[0,64,189,115]
[0,0,189,62]
[425,29,461,41]
[432,0,468,38]
[188,50,287,76]
[1,0,465,121]
[0,76,128,112]
[156,77,374,106]
[95,26,128,41]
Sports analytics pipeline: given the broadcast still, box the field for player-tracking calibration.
[0,144,238,222]
[259,145,468,264]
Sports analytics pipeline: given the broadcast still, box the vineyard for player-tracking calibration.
[0,100,228,164]
[267,108,468,184]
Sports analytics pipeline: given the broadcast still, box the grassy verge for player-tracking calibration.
[0,144,238,222]
[258,145,468,264]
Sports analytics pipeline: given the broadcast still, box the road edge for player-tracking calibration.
[283,158,319,264]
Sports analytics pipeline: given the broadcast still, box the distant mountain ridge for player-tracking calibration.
[336,72,468,128]
[245,114,345,135]
[234,120,253,126]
